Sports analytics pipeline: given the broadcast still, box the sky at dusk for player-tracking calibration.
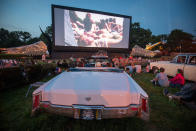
[0,0,196,37]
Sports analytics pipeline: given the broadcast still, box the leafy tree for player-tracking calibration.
[26,37,40,45]
[0,28,10,47]
[39,25,53,55]
[150,34,168,43]
[0,28,40,48]
[19,31,31,42]
[130,22,153,48]
[167,29,193,52]
[0,29,24,48]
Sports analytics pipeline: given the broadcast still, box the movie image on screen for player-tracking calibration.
[54,7,131,49]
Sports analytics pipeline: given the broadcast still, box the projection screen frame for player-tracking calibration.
[52,4,132,53]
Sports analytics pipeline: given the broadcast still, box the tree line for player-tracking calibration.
[0,26,52,54]
[130,22,195,53]
[0,22,195,53]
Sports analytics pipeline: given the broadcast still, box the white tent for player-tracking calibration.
[6,41,48,56]
[131,45,157,57]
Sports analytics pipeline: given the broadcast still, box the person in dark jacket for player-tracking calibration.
[163,83,196,104]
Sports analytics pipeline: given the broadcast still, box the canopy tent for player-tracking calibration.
[5,41,48,56]
[131,45,157,57]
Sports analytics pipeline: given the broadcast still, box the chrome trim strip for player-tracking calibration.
[40,101,73,109]
[40,101,139,110]
[73,105,104,109]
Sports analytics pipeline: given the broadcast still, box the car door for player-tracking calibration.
[183,55,196,82]
[164,55,186,77]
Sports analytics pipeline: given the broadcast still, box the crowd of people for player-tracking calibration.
[151,67,185,88]
[0,59,19,68]
[150,66,196,109]
[0,59,50,68]
[55,56,149,73]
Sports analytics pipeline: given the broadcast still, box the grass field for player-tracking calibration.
[0,73,196,131]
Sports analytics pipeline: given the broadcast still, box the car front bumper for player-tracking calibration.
[35,101,141,120]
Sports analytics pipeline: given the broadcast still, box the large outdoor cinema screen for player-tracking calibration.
[52,5,131,50]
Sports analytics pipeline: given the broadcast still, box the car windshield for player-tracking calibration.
[88,58,110,63]
[171,56,178,63]
[68,68,124,73]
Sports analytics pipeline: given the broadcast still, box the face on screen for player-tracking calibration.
[54,8,130,48]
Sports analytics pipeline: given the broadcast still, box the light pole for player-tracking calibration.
[180,40,182,53]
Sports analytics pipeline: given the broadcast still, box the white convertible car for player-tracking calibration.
[32,67,149,120]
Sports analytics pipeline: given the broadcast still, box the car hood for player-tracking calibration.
[35,71,148,107]
[151,61,170,64]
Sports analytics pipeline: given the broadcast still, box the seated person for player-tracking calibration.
[125,68,131,76]
[126,64,133,74]
[107,62,113,67]
[126,63,136,74]
[163,83,196,109]
[135,65,142,73]
[95,62,102,67]
[151,66,159,74]
[151,67,169,87]
[145,64,150,73]
[169,69,185,88]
